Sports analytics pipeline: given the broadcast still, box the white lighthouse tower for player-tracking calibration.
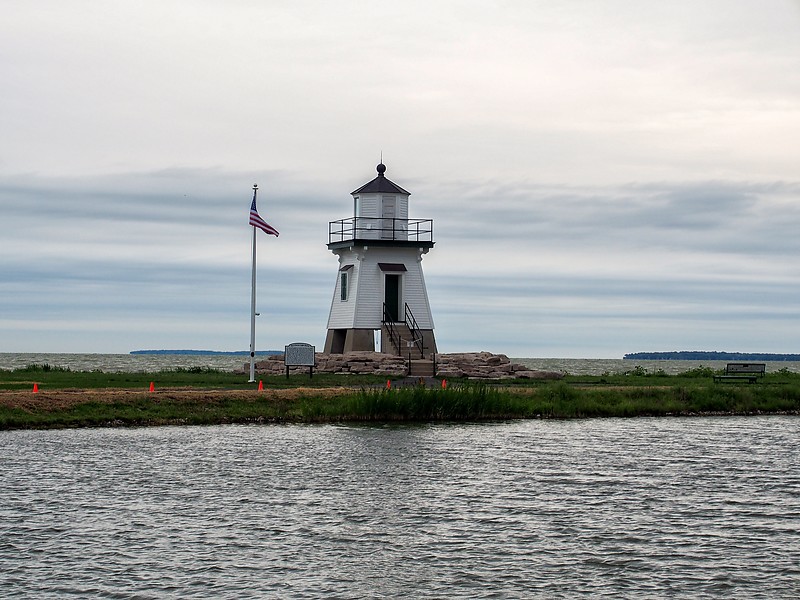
[324,163,437,358]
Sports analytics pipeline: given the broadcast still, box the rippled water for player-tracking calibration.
[0,353,262,373]
[3,352,800,375]
[1,418,799,598]
[515,358,800,376]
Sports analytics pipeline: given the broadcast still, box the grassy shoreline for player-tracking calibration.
[1,364,799,430]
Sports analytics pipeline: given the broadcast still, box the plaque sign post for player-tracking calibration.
[284,342,316,379]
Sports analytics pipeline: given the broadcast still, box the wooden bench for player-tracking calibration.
[713,363,766,384]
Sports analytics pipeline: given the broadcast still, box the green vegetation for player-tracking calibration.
[0,395,293,430]
[300,384,528,421]
[1,365,799,430]
[0,364,388,391]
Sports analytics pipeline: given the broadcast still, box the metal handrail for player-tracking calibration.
[329,217,433,244]
[382,303,402,354]
[404,303,424,357]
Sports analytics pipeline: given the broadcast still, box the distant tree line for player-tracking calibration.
[624,351,800,361]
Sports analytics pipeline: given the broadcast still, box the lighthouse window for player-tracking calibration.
[340,272,348,301]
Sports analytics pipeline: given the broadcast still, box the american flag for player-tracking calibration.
[249,192,279,237]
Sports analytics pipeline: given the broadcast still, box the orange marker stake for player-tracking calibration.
[33,383,39,393]
[386,380,391,390]
[441,379,447,389]
[258,380,264,391]
[149,382,155,392]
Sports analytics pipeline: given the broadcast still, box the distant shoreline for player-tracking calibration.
[624,351,800,361]
[130,350,282,356]
[132,350,800,362]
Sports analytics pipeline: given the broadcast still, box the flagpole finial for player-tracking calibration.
[253,183,258,191]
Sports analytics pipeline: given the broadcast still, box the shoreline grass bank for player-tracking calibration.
[1,364,799,429]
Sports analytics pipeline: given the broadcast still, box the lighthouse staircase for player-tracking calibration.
[382,303,436,376]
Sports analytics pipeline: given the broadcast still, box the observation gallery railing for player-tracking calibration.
[328,217,434,244]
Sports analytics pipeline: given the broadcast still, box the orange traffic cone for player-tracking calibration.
[258,380,264,391]
[149,382,155,392]
[33,383,39,393]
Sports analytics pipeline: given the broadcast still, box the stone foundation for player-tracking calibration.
[243,351,563,380]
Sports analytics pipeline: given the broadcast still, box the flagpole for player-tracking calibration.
[249,184,258,383]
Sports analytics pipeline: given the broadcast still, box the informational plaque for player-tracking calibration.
[284,342,315,378]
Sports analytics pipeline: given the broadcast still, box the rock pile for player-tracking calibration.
[435,352,562,380]
[245,351,562,380]
[249,351,406,376]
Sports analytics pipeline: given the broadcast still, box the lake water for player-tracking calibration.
[2,352,800,375]
[1,418,799,598]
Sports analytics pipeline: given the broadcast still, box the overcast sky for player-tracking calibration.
[2,1,799,358]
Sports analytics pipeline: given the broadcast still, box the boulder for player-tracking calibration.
[237,350,563,380]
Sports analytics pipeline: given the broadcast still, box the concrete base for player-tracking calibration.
[324,328,376,354]
[325,327,437,356]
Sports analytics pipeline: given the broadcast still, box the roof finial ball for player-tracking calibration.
[376,162,386,176]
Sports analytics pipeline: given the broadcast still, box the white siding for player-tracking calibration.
[327,245,435,330]
[357,192,409,219]
[359,194,381,218]
[326,250,359,328]
[350,246,434,330]
[396,195,409,220]
[357,195,381,240]
[351,254,383,328]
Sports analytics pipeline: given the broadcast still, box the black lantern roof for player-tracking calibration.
[351,163,410,196]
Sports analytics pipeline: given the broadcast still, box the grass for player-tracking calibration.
[299,383,530,421]
[0,363,389,391]
[1,365,799,430]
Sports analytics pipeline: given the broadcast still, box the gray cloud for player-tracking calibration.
[2,167,799,356]
[2,2,799,356]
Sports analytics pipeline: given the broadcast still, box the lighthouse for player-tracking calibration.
[324,163,437,358]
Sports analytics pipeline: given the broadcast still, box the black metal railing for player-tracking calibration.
[382,303,402,354]
[404,303,424,357]
[329,217,433,244]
